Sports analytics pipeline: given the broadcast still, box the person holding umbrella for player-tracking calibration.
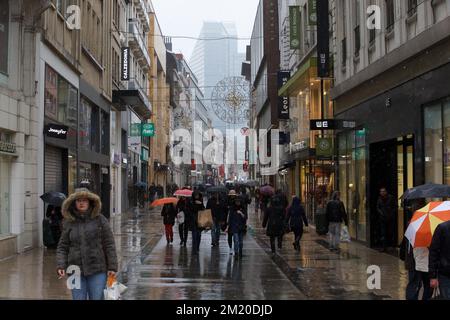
[161,203,177,244]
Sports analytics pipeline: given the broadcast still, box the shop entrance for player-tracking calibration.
[369,136,414,248]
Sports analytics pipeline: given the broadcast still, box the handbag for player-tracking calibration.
[197,209,213,229]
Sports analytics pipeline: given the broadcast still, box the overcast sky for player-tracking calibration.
[152,0,260,61]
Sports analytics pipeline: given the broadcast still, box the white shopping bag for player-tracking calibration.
[177,211,185,224]
[104,276,127,300]
[340,225,351,243]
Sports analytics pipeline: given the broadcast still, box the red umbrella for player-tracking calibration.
[151,197,178,207]
[174,189,193,197]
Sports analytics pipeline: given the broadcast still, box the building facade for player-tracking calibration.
[331,0,450,246]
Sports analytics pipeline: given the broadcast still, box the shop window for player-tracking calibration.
[0,0,9,75]
[101,111,109,155]
[91,106,100,153]
[424,104,443,184]
[80,98,92,148]
[444,100,450,185]
[45,65,78,127]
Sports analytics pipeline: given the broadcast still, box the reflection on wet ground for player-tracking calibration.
[0,205,407,300]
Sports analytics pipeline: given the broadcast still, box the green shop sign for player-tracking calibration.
[142,123,155,137]
[316,137,333,158]
[308,0,317,26]
[289,6,301,49]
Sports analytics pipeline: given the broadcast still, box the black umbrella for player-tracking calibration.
[206,186,229,194]
[40,192,67,206]
[401,183,450,200]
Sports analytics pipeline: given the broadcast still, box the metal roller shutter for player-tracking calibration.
[44,145,63,193]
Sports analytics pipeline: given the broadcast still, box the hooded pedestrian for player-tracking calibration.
[286,197,308,252]
[326,191,348,251]
[226,197,247,259]
[56,188,118,300]
[161,203,177,244]
[263,194,286,254]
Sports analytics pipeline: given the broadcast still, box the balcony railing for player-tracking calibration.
[129,19,151,70]
[133,0,150,31]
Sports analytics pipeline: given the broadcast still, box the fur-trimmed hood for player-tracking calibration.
[62,188,102,221]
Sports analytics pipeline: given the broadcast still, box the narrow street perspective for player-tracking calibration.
[1,0,450,302]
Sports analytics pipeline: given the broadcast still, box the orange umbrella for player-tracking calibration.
[405,201,450,248]
[151,197,178,207]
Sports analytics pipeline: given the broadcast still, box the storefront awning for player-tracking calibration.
[278,57,317,97]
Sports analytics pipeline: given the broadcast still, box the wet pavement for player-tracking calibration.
[0,204,407,300]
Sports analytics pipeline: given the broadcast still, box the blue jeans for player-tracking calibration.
[71,272,107,300]
[232,232,244,255]
[211,221,221,245]
[406,270,432,300]
[439,274,450,300]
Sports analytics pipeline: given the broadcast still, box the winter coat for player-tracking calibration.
[263,201,285,237]
[56,189,118,276]
[228,205,247,234]
[326,200,348,225]
[161,204,177,226]
[429,220,450,279]
[206,197,227,223]
[286,203,308,231]
[377,195,396,222]
[188,197,205,231]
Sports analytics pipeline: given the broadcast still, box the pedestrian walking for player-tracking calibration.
[176,197,189,246]
[262,194,286,255]
[207,193,226,247]
[429,220,450,299]
[46,205,63,248]
[325,191,348,252]
[376,187,397,252]
[226,190,238,254]
[286,197,308,252]
[255,189,260,216]
[56,188,118,300]
[161,203,177,244]
[189,191,205,255]
[149,183,156,202]
[226,197,248,259]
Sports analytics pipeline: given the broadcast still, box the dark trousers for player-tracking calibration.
[228,232,233,249]
[192,227,202,253]
[439,275,450,300]
[380,219,393,248]
[178,223,188,244]
[293,228,304,245]
[270,235,283,253]
[232,232,244,255]
[406,270,432,300]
